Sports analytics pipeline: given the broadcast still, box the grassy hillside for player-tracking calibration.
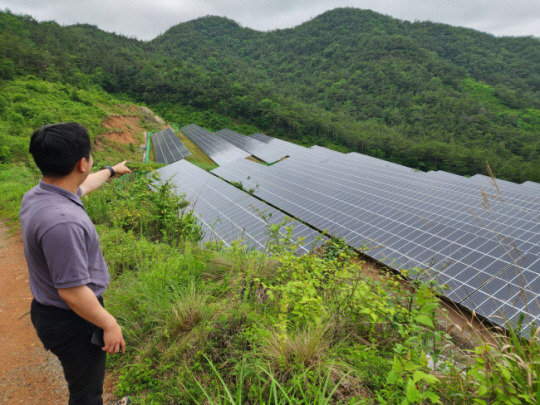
[0,77,120,160]
[0,76,157,222]
[0,73,537,402]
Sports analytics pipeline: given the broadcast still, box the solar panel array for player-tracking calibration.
[522,181,540,196]
[152,128,191,164]
[215,129,287,163]
[251,132,309,156]
[155,160,323,254]
[309,145,346,159]
[212,143,540,333]
[468,174,538,197]
[426,170,467,180]
[181,124,250,165]
[250,133,274,144]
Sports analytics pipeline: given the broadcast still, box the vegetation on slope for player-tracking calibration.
[0,76,156,222]
[0,8,539,403]
[1,9,540,181]
[0,77,114,161]
[0,79,537,403]
[84,174,539,404]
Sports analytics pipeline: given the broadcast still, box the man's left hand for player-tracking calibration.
[112,160,131,176]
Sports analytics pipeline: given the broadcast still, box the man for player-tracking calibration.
[19,123,131,405]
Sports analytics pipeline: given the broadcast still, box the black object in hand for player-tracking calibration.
[91,327,105,347]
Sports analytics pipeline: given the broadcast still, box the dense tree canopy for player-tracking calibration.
[1,8,539,182]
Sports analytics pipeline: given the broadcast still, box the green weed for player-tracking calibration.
[86,170,203,244]
[0,162,38,222]
[468,319,540,404]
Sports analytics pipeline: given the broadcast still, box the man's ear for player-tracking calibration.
[76,157,89,173]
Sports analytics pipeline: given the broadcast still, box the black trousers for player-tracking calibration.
[31,298,106,405]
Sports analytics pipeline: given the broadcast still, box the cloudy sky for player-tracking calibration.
[1,0,539,41]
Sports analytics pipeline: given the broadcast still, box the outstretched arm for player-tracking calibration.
[80,160,131,197]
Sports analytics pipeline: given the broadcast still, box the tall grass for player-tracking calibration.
[100,222,453,403]
[468,320,540,404]
[183,355,350,405]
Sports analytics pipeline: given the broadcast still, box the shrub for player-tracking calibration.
[86,170,203,244]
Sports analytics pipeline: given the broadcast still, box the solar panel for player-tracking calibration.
[309,145,345,160]
[214,129,287,163]
[250,133,273,143]
[154,160,324,254]
[211,152,540,333]
[152,128,191,164]
[250,133,308,156]
[181,124,250,165]
[469,174,536,196]
[346,152,418,172]
[426,170,467,180]
[521,181,540,196]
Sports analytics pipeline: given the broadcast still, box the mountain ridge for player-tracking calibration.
[1,8,539,182]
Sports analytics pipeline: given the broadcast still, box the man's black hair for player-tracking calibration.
[29,123,91,177]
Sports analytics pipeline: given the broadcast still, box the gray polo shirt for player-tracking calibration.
[19,180,110,310]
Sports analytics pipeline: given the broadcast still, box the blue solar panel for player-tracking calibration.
[250,133,308,156]
[152,128,191,164]
[211,149,540,333]
[215,129,287,163]
[155,160,324,254]
[181,124,250,165]
[521,181,540,196]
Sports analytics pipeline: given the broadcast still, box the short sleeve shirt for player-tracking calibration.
[19,180,110,309]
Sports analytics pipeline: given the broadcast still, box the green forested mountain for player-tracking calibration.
[1,8,539,181]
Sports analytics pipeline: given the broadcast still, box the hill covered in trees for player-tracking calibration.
[1,8,539,181]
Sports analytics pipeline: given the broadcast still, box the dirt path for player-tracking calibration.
[0,221,122,404]
[0,221,67,403]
